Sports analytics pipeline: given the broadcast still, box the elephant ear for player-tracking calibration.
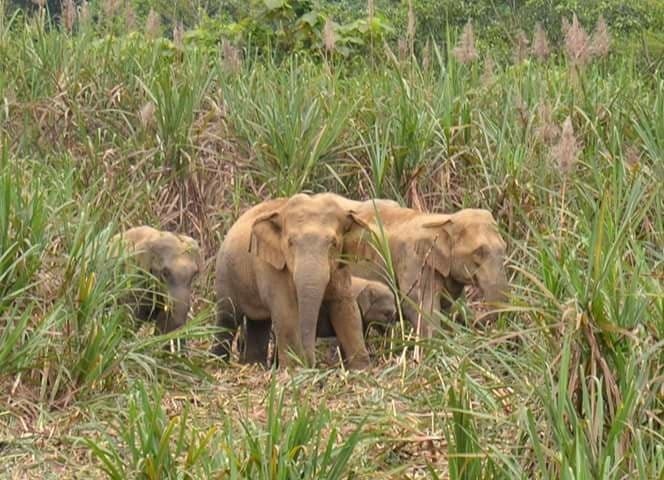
[342,211,372,254]
[133,234,170,275]
[416,216,453,277]
[177,234,203,274]
[250,211,286,270]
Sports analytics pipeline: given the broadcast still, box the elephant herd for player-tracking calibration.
[112,193,509,369]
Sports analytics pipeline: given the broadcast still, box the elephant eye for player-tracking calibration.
[161,267,173,282]
[331,238,339,248]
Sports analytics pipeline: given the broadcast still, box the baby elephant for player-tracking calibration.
[317,277,396,337]
[112,226,202,335]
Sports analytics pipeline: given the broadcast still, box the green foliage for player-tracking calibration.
[1,5,662,478]
[86,380,364,479]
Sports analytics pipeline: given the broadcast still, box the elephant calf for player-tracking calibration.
[317,277,396,337]
[112,226,202,336]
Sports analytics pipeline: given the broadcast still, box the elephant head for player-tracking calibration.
[121,226,202,334]
[353,278,397,331]
[249,193,369,364]
[414,209,508,325]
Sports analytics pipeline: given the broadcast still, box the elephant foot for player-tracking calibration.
[345,351,370,370]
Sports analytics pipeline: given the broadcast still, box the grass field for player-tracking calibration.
[1,6,662,479]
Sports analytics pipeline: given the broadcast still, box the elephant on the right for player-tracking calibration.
[343,204,509,335]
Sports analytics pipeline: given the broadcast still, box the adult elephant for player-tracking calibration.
[344,205,509,336]
[212,193,371,369]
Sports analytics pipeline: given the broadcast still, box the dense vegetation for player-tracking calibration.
[1,1,662,478]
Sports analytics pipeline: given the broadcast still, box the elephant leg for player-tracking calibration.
[327,298,370,370]
[270,291,305,368]
[242,318,271,366]
[211,297,240,359]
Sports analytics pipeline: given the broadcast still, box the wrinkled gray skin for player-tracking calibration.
[343,205,509,335]
[213,193,371,369]
[112,226,202,335]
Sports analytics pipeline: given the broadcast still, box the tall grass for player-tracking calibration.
[0,7,661,479]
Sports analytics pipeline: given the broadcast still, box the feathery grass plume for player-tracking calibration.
[139,102,156,129]
[32,0,46,7]
[406,0,416,55]
[551,116,580,175]
[590,15,611,58]
[624,145,641,169]
[173,22,184,50]
[222,40,242,74]
[513,30,529,63]
[532,23,551,61]
[453,21,478,64]
[535,101,559,144]
[145,9,161,39]
[102,0,119,20]
[564,14,591,67]
[397,38,408,62]
[422,39,431,70]
[481,55,495,87]
[125,3,137,31]
[78,1,90,26]
[61,0,76,32]
[515,95,529,129]
[323,17,336,53]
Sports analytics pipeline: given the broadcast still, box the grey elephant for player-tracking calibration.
[212,193,371,369]
[112,226,202,335]
[344,205,509,335]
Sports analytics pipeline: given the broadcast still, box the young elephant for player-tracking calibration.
[316,277,396,338]
[112,226,202,335]
[212,193,371,369]
[345,207,509,336]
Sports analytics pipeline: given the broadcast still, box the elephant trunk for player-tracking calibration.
[476,258,508,325]
[160,286,191,334]
[293,254,330,367]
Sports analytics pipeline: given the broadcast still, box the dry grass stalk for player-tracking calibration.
[32,0,46,7]
[323,18,336,53]
[139,101,156,129]
[481,55,495,87]
[222,40,242,74]
[453,21,478,64]
[367,0,374,22]
[535,102,559,144]
[551,116,580,175]
[513,30,529,63]
[61,0,76,32]
[145,9,161,39]
[532,23,551,61]
[590,15,611,58]
[564,14,591,67]
[173,22,184,50]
